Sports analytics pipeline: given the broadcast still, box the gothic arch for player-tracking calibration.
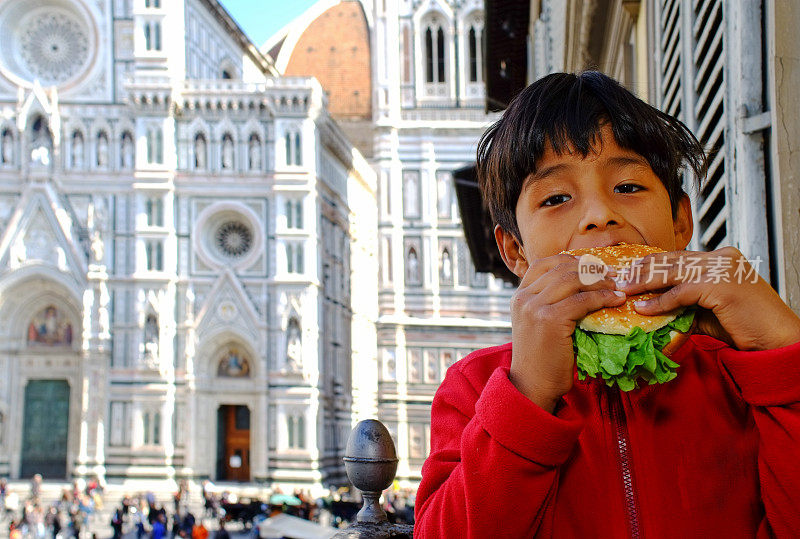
[413,3,455,100]
[197,328,258,380]
[0,270,82,351]
[219,57,239,80]
[459,8,485,97]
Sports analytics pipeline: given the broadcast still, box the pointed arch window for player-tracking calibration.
[467,20,484,83]
[145,240,164,271]
[287,414,306,449]
[142,410,161,446]
[286,242,304,274]
[423,17,447,84]
[145,195,164,227]
[286,198,303,229]
[284,130,302,166]
[144,21,162,51]
[146,126,163,164]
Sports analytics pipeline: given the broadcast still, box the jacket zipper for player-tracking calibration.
[608,386,642,538]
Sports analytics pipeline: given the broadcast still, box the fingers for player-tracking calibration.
[518,254,578,289]
[512,254,625,327]
[631,283,703,315]
[547,288,628,322]
[534,268,619,304]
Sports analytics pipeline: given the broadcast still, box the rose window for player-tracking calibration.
[19,12,89,86]
[215,221,253,258]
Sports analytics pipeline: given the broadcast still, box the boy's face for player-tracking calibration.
[497,124,693,277]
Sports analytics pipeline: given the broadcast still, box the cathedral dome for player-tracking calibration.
[273,1,372,121]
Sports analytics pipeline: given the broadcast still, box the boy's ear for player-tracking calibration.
[673,194,694,250]
[494,225,529,278]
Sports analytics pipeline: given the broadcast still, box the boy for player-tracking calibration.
[414,72,800,537]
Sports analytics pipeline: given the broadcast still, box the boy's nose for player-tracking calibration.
[579,199,624,231]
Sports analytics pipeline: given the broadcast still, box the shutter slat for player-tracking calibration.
[693,2,722,64]
[661,0,681,49]
[692,0,716,37]
[694,47,724,99]
[695,90,724,141]
[698,174,726,218]
[700,206,728,247]
[662,39,681,84]
[705,145,725,182]
[662,23,681,66]
[693,26,723,84]
[662,72,681,113]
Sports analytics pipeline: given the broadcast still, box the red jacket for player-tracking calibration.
[414,335,800,538]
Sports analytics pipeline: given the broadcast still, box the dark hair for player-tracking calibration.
[477,71,707,242]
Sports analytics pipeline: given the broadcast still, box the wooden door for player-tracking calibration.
[216,405,250,482]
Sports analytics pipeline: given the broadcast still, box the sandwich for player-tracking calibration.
[564,243,695,391]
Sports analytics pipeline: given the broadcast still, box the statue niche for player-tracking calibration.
[29,116,52,167]
[285,317,302,371]
[143,313,159,360]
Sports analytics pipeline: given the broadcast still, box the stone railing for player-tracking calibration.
[332,420,413,538]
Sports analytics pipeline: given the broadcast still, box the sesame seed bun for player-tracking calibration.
[564,243,688,336]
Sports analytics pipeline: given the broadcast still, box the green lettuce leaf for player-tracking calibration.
[572,308,695,391]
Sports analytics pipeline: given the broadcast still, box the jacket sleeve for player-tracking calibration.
[414,365,584,538]
[718,339,800,538]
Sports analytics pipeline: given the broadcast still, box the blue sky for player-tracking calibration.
[218,0,320,47]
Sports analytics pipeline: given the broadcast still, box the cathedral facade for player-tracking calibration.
[0,0,376,490]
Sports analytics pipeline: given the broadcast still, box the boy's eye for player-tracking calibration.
[541,194,571,207]
[615,183,645,194]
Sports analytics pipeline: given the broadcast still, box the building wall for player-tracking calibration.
[768,0,800,310]
[370,0,512,485]
[0,0,374,493]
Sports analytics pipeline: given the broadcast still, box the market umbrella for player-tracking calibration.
[269,493,302,506]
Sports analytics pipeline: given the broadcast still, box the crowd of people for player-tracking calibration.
[1,475,105,538]
[0,475,416,538]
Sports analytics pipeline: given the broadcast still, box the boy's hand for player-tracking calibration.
[510,254,627,413]
[617,246,800,351]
